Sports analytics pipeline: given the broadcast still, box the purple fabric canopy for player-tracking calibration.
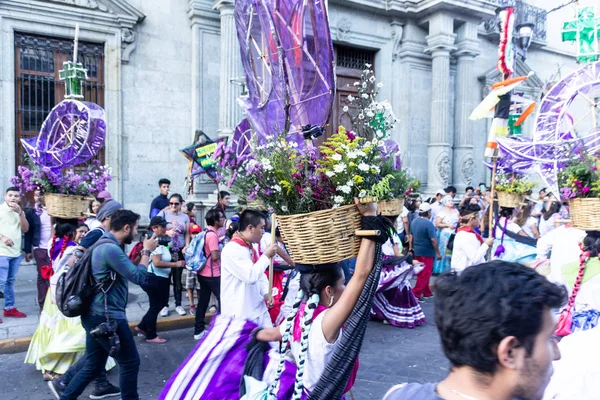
[234,0,335,143]
[21,100,106,170]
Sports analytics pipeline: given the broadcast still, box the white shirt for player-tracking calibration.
[276,272,300,326]
[220,240,271,325]
[521,216,538,239]
[266,310,340,392]
[539,214,559,237]
[260,232,287,265]
[430,201,443,224]
[395,207,409,235]
[382,234,402,256]
[38,209,52,250]
[495,217,522,237]
[544,326,600,400]
[451,231,489,274]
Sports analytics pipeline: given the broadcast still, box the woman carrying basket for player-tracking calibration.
[159,200,392,400]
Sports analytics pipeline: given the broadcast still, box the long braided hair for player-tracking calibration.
[268,266,344,399]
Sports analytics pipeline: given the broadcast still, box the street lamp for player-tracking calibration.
[516,22,535,59]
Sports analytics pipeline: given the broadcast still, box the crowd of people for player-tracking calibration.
[0,179,596,399]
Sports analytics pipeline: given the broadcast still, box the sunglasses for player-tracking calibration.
[170,202,180,206]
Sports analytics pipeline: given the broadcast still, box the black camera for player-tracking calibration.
[157,236,171,247]
[90,320,121,356]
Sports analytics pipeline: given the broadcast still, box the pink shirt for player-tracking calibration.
[199,226,221,277]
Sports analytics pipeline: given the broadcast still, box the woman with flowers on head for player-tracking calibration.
[433,196,459,274]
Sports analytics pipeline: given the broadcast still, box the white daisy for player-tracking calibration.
[334,163,347,173]
[358,162,370,172]
[347,95,355,102]
[377,82,384,88]
[332,153,342,161]
[273,184,282,192]
[334,195,344,204]
[362,93,369,99]
[359,190,367,198]
[325,171,335,178]
[358,114,364,120]
[343,106,349,112]
[339,185,351,194]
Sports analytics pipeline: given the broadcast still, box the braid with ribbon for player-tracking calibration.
[293,292,320,400]
[41,235,69,280]
[267,288,305,398]
[555,243,590,337]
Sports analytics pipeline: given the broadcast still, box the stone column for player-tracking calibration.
[425,13,456,192]
[453,21,480,192]
[214,0,242,136]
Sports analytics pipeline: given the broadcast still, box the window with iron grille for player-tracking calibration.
[336,46,376,70]
[14,32,105,171]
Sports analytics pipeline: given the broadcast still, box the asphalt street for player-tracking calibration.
[0,300,447,400]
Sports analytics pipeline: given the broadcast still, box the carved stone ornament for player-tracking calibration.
[391,23,404,61]
[460,155,475,186]
[436,152,451,186]
[48,0,109,12]
[337,18,352,42]
[121,27,136,64]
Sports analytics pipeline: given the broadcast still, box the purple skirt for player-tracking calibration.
[371,263,426,328]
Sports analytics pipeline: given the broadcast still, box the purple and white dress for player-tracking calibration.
[370,237,426,328]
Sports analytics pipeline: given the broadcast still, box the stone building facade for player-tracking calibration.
[0,0,581,220]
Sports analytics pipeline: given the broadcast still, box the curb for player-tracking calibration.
[0,312,214,355]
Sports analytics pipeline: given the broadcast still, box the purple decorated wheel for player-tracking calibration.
[21,99,106,169]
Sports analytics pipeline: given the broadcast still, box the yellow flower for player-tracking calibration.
[353,175,364,184]
[279,180,293,195]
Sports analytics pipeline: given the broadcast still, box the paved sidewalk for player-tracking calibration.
[0,259,197,340]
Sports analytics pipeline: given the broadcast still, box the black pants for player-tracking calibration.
[166,250,183,307]
[194,276,220,334]
[61,315,140,400]
[60,352,111,390]
[138,273,170,339]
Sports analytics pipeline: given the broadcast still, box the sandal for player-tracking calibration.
[146,336,167,344]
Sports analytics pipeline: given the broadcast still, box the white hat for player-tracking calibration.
[435,189,446,196]
[419,203,432,213]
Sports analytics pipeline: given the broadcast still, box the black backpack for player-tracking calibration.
[56,238,115,318]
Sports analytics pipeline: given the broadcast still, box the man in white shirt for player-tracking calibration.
[430,189,446,224]
[220,210,277,328]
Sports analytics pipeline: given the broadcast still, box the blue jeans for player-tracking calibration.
[61,314,140,400]
[0,254,23,310]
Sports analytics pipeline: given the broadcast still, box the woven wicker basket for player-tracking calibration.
[276,204,361,264]
[570,198,600,230]
[497,192,523,208]
[45,193,93,219]
[247,200,267,210]
[377,198,404,216]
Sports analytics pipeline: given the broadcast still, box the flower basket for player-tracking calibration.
[497,192,523,208]
[276,204,361,264]
[569,198,600,231]
[247,200,267,211]
[45,193,93,219]
[377,198,404,216]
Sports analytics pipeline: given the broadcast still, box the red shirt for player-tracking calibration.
[199,225,221,277]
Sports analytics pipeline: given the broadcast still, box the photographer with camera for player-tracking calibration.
[136,216,185,343]
[61,210,158,400]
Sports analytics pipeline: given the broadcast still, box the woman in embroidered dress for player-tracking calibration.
[370,215,426,328]
[492,207,537,266]
[159,201,390,400]
[450,205,494,275]
[433,196,459,274]
[25,219,114,380]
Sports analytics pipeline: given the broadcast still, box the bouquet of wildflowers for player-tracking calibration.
[319,126,389,207]
[229,136,335,215]
[495,170,533,195]
[344,64,397,140]
[11,159,111,196]
[558,155,600,199]
[380,160,420,199]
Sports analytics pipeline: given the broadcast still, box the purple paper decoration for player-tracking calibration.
[497,61,600,195]
[218,118,254,170]
[234,0,335,142]
[21,100,106,170]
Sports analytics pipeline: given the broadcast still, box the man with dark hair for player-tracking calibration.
[149,178,171,219]
[220,209,277,328]
[60,210,158,400]
[444,186,457,198]
[384,261,567,400]
[214,190,231,218]
[193,208,225,340]
[0,186,29,320]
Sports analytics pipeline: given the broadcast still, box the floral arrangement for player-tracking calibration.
[228,136,335,215]
[495,170,533,195]
[11,159,111,197]
[319,126,389,206]
[380,160,420,199]
[344,64,397,140]
[559,156,600,199]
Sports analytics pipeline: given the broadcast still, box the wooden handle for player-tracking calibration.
[268,214,276,303]
[355,230,380,237]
